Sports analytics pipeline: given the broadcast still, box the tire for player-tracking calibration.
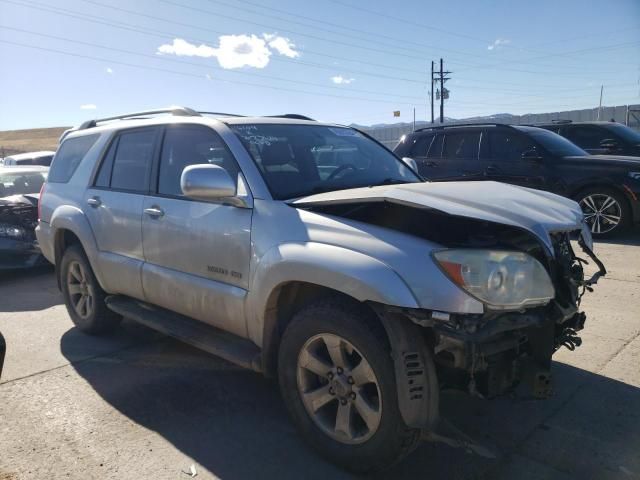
[60,244,121,335]
[278,297,421,473]
[574,187,631,238]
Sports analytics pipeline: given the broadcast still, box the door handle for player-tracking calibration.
[485,165,498,175]
[87,196,101,207]
[424,161,438,167]
[144,206,164,218]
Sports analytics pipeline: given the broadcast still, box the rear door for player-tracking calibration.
[141,124,252,338]
[433,129,483,181]
[84,126,161,300]
[481,129,548,190]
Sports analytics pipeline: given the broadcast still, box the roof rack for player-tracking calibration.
[265,114,316,121]
[78,106,200,130]
[414,122,518,132]
[198,111,245,117]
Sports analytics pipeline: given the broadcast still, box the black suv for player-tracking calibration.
[394,123,640,237]
[535,121,640,157]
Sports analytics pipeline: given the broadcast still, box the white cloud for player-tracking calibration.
[331,75,355,85]
[106,67,113,74]
[157,34,300,69]
[487,38,511,50]
[80,104,97,110]
[263,34,299,58]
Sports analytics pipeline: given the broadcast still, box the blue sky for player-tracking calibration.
[0,0,639,130]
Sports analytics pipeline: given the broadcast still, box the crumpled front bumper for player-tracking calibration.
[0,237,48,270]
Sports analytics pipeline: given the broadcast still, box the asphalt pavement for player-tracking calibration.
[1,231,639,480]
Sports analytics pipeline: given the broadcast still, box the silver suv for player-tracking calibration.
[37,107,604,472]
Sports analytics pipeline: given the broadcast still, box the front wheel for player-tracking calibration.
[278,298,422,473]
[575,187,630,237]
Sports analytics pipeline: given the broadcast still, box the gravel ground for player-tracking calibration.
[1,231,639,480]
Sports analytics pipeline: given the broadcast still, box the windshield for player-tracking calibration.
[230,124,420,200]
[527,129,588,156]
[604,124,640,144]
[0,171,47,197]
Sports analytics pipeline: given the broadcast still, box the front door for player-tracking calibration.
[84,126,161,300]
[141,124,252,338]
[481,129,548,190]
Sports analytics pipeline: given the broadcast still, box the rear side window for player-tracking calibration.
[94,128,159,192]
[565,126,611,149]
[443,131,481,160]
[48,134,99,183]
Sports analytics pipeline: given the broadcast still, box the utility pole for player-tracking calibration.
[597,85,603,120]
[430,61,434,124]
[431,58,452,123]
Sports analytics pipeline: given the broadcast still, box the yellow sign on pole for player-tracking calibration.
[393,111,400,117]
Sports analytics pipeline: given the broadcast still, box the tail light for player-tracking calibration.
[38,182,46,221]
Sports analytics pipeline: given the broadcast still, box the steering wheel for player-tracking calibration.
[327,164,357,181]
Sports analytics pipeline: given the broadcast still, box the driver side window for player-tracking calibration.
[489,131,536,162]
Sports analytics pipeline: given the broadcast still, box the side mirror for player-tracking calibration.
[181,164,236,202]
[521,149,544,161]
[599,138,618,150]
[401,157,419,172]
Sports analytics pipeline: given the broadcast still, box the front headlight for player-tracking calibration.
[0,223,26,239]
[629,171,640,181]
[433,249,555,310]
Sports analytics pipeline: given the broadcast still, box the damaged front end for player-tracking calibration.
[403,230,605,399]
[298,193,605,400]
[0,197,47,270]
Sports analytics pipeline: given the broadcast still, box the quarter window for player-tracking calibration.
[157,125,239,197]
[48,134,99,183]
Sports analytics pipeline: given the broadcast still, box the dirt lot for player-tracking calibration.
[0,232,639,480]
[0,127,67,157]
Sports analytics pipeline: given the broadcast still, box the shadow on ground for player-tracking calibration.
[0,265,59,312]
[60,328,640,479]
[595,225,640,247]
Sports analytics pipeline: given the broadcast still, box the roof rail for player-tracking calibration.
[198,111,246,117]
[265,114,316,121]
[78,106,200,130]
[414,122,518,132]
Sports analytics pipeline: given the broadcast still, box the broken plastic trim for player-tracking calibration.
[577,236,607,287]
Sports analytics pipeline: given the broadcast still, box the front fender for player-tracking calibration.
[246,242,419,345]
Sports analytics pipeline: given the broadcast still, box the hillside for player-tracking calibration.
[0,126,69,157]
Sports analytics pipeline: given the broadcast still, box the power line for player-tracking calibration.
[0,25,428,102]
[0,39,425,107]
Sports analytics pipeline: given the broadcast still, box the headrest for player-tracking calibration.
[261,142,293,166]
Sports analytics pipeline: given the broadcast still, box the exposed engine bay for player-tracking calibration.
[302,201,606,399]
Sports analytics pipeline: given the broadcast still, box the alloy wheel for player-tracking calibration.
[579,193,622,234]
[66,260,94,319]
[296,333,382,445]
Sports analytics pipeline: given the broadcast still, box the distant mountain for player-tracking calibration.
[352,113,518,129]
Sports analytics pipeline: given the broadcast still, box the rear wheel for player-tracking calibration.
[278,298,421,473]
[60,244,121,334]
[575,187,630,237]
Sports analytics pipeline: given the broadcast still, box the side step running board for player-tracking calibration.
[105,295,262,372]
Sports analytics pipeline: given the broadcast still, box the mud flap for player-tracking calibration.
[376,309,439,429]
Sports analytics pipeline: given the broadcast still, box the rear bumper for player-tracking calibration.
[35,221,55,264]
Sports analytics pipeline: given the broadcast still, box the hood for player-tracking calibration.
[292,181,586,253]
[563,154,640,167]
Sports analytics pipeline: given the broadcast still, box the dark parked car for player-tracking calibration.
[0,166,49,269]
[535,121,640,157]
[394,123,640,237]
